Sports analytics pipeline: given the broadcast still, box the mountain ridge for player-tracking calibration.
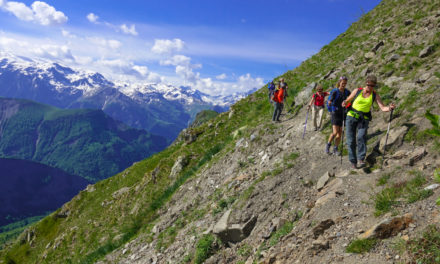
[0,54,254,140]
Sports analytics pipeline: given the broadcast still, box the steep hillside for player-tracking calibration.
[0,98,167,181]
[0,158,90,227]
[1,0,440,263]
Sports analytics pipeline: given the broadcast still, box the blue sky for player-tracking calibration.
[0,0,381,95]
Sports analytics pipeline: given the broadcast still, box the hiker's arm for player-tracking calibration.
[341,89,358,107]
[308,96,315,107]
[375,94,396,112]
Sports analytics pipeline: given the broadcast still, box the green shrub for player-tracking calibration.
[377,173,391,186]
[194,234,217,264]
[405,225,440,263]
[237,243,252,257]
[346,239,377,253]
[268,222,294,247]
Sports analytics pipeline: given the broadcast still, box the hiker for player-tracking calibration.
[325,76,351,155]
[271,80,288,122]
[342,75,396,169]
[307,85,329,131]
[279,78,288,112]
[268,81,275,103]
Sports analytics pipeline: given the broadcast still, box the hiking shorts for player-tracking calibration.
[331,112,344,127]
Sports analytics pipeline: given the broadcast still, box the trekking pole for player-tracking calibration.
[340,108,346,165]
[381,108,394,167]
[302,107,309,139]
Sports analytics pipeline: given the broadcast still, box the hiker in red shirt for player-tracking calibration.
[308,85,329,131]
[271,79,288,122]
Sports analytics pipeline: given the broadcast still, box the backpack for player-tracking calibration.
[326,88,350,112]
[268,82,275,92]
[273,88,285,103]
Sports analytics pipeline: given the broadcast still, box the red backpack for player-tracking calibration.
[273,88,285,103]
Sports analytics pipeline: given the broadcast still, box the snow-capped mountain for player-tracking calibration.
[0,54,255,140]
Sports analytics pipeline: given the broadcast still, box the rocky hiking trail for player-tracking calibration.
[97,105,440,264]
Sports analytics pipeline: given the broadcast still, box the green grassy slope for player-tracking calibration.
[1,0,439,263]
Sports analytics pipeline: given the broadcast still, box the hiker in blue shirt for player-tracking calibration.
[267,81,275,103]
[325,76,351,155]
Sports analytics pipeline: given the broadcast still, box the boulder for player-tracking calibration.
[359,213,413,239]
[86,184,96,192]
[309,236,330,254]
[419,45,435,58]
[169,156,189,180]
[424,184,440,191]
[316,171,335,191]
[408,147,427,166]
[364,52,375,60]
[379,126,408,152]
[416,72,431,83]
[371,41,385,53]
[388,54,400,62]
[295,82,317,106]
[312,219,335,239]
[213,210,257,243]
[112,187,130,199]
[315,178,343,207]
[323,69,336,80]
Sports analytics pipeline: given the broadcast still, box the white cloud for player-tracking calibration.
[191,73,263,95]
[2,1,67,26]
[87,13,99,23]
[151,38,184,55]
[0,36,28,48]
[34,44,74,61]
[0,0,4,6]
[31,1,68,26]
[120,24,138,36]
[160,55,191,66]
[216,73,227,80]
[61,29,76,38]
[132,65,148,76]
[146,72,163,83]
[3,1,33,21]
[87,37,121,50]
[234,73,264,92]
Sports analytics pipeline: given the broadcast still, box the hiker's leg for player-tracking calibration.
[312,105,317,129]
[356,120,369,162]
[334,126,342,146]
[328,125,337,143]
[345,116,358,164]
[277,103,283,120]
[317,107,324,128]
[272,103,278,121]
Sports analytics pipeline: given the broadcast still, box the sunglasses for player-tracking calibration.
[366,83,376,87]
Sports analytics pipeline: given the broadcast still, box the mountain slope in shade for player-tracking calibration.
[0,158,90,226]
[0,97,168,181]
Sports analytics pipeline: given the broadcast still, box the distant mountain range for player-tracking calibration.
[0,158,90,226]
[0,97,167,181]
[0,54,255,140]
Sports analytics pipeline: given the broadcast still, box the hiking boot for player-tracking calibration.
[325,143,331,154]
[333,146,341,156]
[314,127,318,131]
[351,162,357,169]
[358,160,366,168]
